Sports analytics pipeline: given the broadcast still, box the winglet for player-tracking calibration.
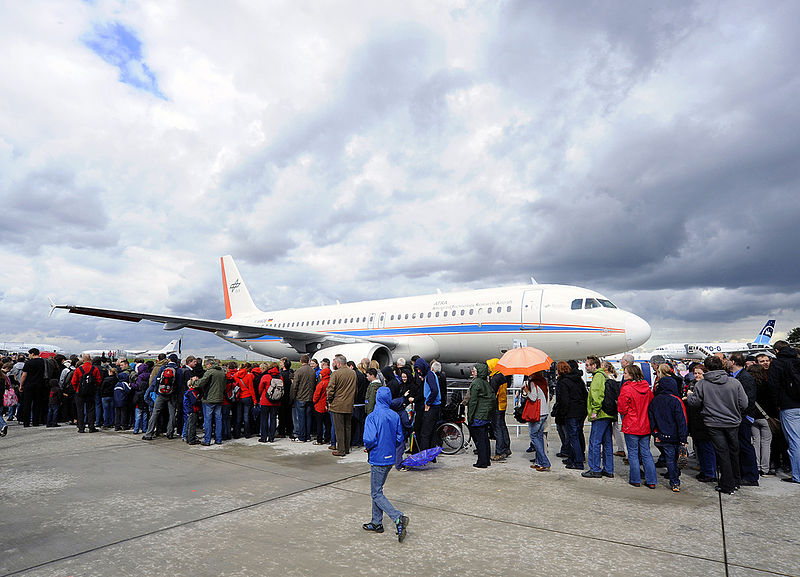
[220,256,261,319]
[48,297,57,317]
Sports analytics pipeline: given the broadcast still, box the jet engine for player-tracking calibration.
[311,342,392,368]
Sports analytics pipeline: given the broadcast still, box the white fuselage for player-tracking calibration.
[221,284,651,364]
[651,342,771,361]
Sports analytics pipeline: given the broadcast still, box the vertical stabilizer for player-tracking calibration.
[752,320,776,346]
[220,256,261,319]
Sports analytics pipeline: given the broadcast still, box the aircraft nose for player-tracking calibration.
[625,313,651,349]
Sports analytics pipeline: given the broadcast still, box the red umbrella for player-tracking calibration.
[495,347,553,375]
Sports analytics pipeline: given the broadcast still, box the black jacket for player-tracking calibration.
[734,367,758,419]
[768,347,800,411]
[554,371,587,420]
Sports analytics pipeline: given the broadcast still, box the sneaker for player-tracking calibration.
[88,428,99,433]
[526,445,535,453]
[581,470,602,478]
[0,425,7,436]
[628,481,641,487]
[362,523,384,533]
[532,465,550,472]
[671,485,680,492]
[613,451,626,457]
[645,483,657,489]
[142,435,154,441]
[491,455,506,462]
[781,477,800,484]
[555,452,568,458]
[601,471,614,478]
[200,441,211,446]
[396,515,409,543]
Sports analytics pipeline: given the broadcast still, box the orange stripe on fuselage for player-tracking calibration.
[221,257,232,319]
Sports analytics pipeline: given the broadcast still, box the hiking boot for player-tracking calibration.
[396,515,409,543]
[362,523,384,533]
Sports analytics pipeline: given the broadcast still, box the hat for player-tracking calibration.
[168,354,179,363]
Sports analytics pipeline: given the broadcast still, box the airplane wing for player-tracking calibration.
[52,304,397,350]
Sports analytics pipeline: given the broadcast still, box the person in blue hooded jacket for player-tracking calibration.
[415,358,441,453]
[649,364,688,492]
[362,387,409,542]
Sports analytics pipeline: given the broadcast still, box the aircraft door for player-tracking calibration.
[521,289,542,329]
[368,313,376,330]
[378,312,386,329]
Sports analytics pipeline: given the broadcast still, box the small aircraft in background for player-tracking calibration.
[82,337,182,359]
[0,342,65,356]
[649,319,776,361]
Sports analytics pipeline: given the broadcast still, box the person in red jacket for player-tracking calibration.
[617,364,657,488]
[313,367,332,445]
[258,363,282,443]
[234,364,256,438]
[71,353,102,433]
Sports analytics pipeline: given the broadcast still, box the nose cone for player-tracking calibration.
[625,313,651,349]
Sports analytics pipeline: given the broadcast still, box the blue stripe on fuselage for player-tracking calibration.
[241,323,622,342]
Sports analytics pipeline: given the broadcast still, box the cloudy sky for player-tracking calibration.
[1,0,799,357]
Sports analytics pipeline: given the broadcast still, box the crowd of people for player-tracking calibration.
[3,341,799,500]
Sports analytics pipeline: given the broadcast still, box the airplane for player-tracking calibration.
[82,338,182,359]
[0,342,65,356]
[53,255,652,376]
[649,319,776,361]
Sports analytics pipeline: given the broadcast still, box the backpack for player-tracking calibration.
[227,381,241,402]
[157,367,176,395]
[601,377,621,416]
[267,376,284,402]
[78,368,96,396]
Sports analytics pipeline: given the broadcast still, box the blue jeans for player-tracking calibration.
[203,403,223,444]
[738,419,760,483]
[47,404,59,426]
[260,405,278,441]
[624,434,657,485]
[781,407,800,482]
[221,405,232,440]
[330,413,337,445]
[527,417,551,468]
[661,443,681,487]
[0,409,7,429]
[565,418,585,467]
[240,397,255,437]
[588,418,614,474]
[295,400,313,441]
[6,403,17,421]
[94,391,102,428]
[101,397,114,427]
[134,407,147,433]
[493,410,511,456]
[370,464,402,526]
[695,439,717,478]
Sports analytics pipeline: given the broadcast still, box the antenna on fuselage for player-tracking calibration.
[530,276,538,285]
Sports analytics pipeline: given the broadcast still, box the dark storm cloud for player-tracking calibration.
[2,168,119,252]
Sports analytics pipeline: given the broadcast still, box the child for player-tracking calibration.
[132,383,148,434]
[114,372,131,431]
[649,365,689,492]
[183,381,202,444]
[46,379,62,427]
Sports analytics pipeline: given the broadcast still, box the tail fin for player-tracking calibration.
[220,255,261,319]
[158,339,179,354]
[752,320,776,346]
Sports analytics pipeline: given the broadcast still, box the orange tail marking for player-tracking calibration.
[221,257,232,319]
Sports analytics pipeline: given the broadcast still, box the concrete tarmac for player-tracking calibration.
[1,421,798,577]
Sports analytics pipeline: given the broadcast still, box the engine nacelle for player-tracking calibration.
[312,342,392,369]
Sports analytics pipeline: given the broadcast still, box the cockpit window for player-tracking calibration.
[598,299,617,309]
[571,299,582,310]
[584,298,601,309]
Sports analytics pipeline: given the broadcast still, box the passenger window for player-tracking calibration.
[435,311,440,317]
[571,299,582,310]
[469,308,474,315]
[405,314,409,320]
[506,306,511,312]
[488,307,492,313]
[461,310,465,316]
[585,298,601,309]
[443,311,448,317]
[412,313,417,319]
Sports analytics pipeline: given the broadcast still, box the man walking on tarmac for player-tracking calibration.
[361,387,409,543]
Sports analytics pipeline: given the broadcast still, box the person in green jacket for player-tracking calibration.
[190,359,226,446]
[468,362,494,468]
[582,355,615,478]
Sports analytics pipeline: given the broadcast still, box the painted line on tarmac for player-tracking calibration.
[328,481,796,577]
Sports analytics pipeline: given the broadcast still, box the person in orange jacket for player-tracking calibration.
[234,363,256,438]
[258,363,282,442]
[313,367,332,445]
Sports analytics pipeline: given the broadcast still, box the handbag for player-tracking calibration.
[522,398,541,422]
[754,402,782,435]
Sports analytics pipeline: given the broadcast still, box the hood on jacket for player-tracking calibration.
[375,386,392,409]
[320,367,332,380]
[381,366,396,382]
[486,358,500,375]
[137,364,149,375]
[474,362,489,380]
[414,358,430,376]
[656,375,679,396]
[703,370,730,385]
[777,346,799,359]
[627,380,652,395]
